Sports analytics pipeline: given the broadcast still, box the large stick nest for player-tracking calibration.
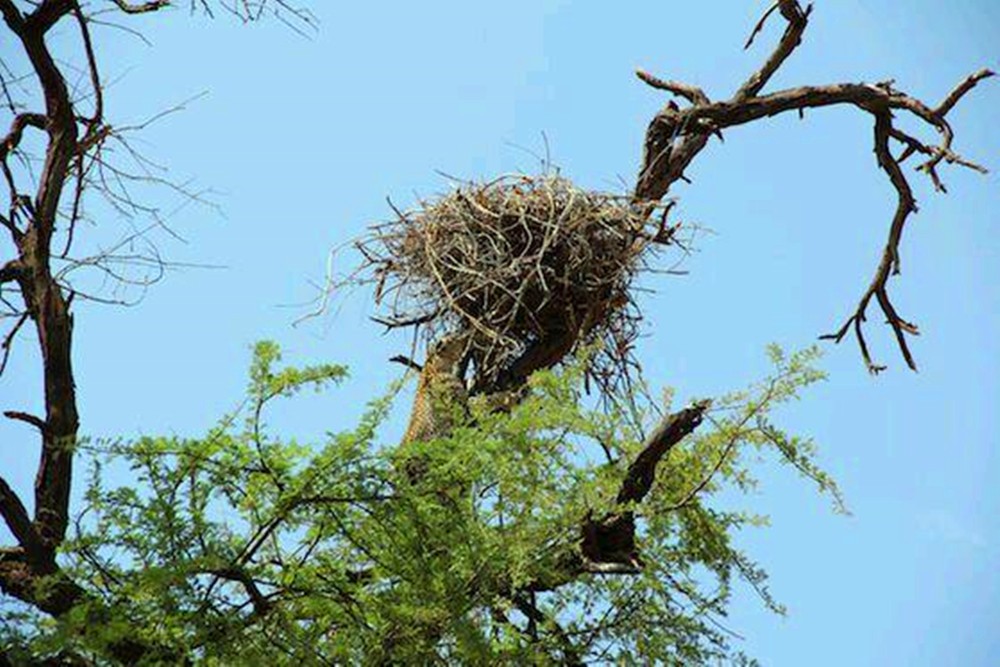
[356,173,683,395]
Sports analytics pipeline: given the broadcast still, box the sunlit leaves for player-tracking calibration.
[15,341,838,664]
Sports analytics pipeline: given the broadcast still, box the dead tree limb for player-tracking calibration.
[634,0,992,373]
[1,0,81,556]
[519,400,710,594]
[0,1,189,663]
[578,400,711,572]
[0,3,316,659]
[615,400,712,506]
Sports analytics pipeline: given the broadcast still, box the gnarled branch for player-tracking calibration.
[635,0,992,372]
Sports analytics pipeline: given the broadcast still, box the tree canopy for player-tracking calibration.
[6,342,841,664]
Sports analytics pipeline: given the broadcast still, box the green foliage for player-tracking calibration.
[8,343,840,665]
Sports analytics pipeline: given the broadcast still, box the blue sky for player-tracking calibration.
[2,1,998,664]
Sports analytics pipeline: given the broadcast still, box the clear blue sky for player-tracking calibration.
[2,1,998,664]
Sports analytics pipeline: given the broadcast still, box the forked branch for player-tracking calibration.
[635,0,992,372]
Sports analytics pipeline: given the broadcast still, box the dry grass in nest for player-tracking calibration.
[356,173,685,395]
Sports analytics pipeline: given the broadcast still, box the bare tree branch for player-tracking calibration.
[736,0,811,101]
[0,311,27,376]
[3,410,48,433]
[635,70,709,105]
[1,112,46,160]
[577,400,710,570]
[0,0,306,661]
[616,399,712,505]
[634,0,992,372]
[820,111,919,373]
[0,259,21,284]
[24,0,75,36]
[0,479,47,566]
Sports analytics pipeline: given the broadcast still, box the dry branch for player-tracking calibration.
[616,399,712,506]
[521,400,711,591]
[635,1,991,372]
[0,0,314,662]
[0,478,47,566]
[1,0,81,555]
[0,2,189,663]
[579,400,711,572]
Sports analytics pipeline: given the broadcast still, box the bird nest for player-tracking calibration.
[356,173,681,395]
